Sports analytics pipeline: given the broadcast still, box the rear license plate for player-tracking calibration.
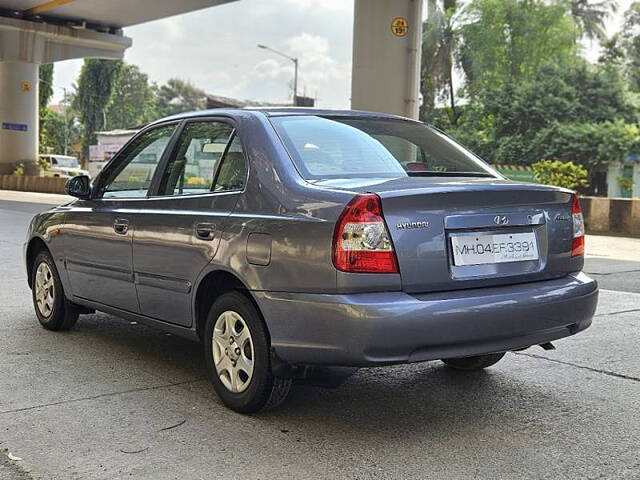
[450,231,539,266]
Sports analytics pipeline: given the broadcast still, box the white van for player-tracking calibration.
[39,155,90,179]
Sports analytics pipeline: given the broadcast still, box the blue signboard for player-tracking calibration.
[2,122,28,132]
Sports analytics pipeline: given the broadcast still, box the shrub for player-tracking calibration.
[12,163,25,176]
[617,176,634,193]
[37,157,49,173]
[532,160,589,190]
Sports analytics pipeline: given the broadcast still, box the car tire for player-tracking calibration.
[31,250,80,331]
[441,352,506,371]
[204,291,292,413]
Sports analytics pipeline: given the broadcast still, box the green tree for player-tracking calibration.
[421,0,465,124]
[105,63,157,129]
[570,0,616,41]
[39,64,54,110]
[40,108,80,155]
[460,0,578,94]
[73,59,123,161]
[156,78,206,117]
[443,61,637,166]
[621,2,640,92]
[420,0,639,191]
[38,64,55,153]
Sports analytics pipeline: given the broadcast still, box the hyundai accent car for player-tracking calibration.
[25,109,598,413]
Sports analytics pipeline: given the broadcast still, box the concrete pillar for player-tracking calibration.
[0,61,39,174]
[351,0,423,119]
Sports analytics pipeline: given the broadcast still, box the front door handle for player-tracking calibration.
[113,218,129,235]
[195,222,216,241]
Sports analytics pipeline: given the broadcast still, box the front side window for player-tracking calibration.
[101,125,176,198]
[271,116,497,180]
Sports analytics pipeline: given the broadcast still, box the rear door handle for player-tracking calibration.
[195,222,216,241]
[113,218,129,235]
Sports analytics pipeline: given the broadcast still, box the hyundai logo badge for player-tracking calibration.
[493,215,509,226]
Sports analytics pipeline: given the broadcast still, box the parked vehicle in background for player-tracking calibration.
[25,109,598,414]
[39,154,89,178]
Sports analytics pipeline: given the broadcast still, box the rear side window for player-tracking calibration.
[157,121,234,196]
[213,135,246,192]
[157,120,247,196]
[271,116,496,180]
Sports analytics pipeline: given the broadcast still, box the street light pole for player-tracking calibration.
[293,57,298,105]
[257,44,299,104]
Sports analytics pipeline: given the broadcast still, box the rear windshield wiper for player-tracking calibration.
[406,171,496,178]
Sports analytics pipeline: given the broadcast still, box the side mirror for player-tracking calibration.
[65,175,91,199]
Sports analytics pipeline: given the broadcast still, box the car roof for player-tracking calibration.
[150,107,418,126]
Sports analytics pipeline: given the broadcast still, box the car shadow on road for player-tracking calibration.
[62,311,577,443]
[260,364,572,439]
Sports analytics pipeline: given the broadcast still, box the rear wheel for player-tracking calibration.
[441,352,506,371]
[31,250,80,331]
[204,291,291,413]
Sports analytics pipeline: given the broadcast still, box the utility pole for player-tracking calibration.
[293,57,298,105]
[62,87,69,155]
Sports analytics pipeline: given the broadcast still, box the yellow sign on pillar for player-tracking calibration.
[391,17,409,37]
[21,81,32,93]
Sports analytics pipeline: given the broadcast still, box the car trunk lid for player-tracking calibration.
[317,176,581,293]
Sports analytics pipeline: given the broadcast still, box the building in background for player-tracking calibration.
[89,129,138,177]
[607,156,640,198]
[205,93,313,109]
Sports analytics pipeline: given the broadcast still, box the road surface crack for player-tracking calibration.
[0,378,204,416]
[513,352,640,383]
[586,268,640,276]
[595,308,640,317]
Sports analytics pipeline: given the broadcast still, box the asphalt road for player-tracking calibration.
[1,200,639,480]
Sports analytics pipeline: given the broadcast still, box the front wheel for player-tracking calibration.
[31,250,80,331]
[441,352,506,371]
[203,291,291,413]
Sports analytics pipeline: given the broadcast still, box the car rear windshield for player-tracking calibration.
[270,116,497,180]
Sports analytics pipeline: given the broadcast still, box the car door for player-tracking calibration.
[63,123,178,312]
[132,119,247,326]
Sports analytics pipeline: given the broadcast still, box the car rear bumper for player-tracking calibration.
[253,272,598,367]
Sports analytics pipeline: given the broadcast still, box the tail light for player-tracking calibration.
[571,194,585,257]
[333,194,399,273]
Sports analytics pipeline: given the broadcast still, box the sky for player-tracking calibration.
[52,0,354,107]
[51,0,633,108]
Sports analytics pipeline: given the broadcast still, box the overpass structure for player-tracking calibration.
[0,0,423,175]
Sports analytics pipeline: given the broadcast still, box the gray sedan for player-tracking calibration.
[25,109,598,413]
